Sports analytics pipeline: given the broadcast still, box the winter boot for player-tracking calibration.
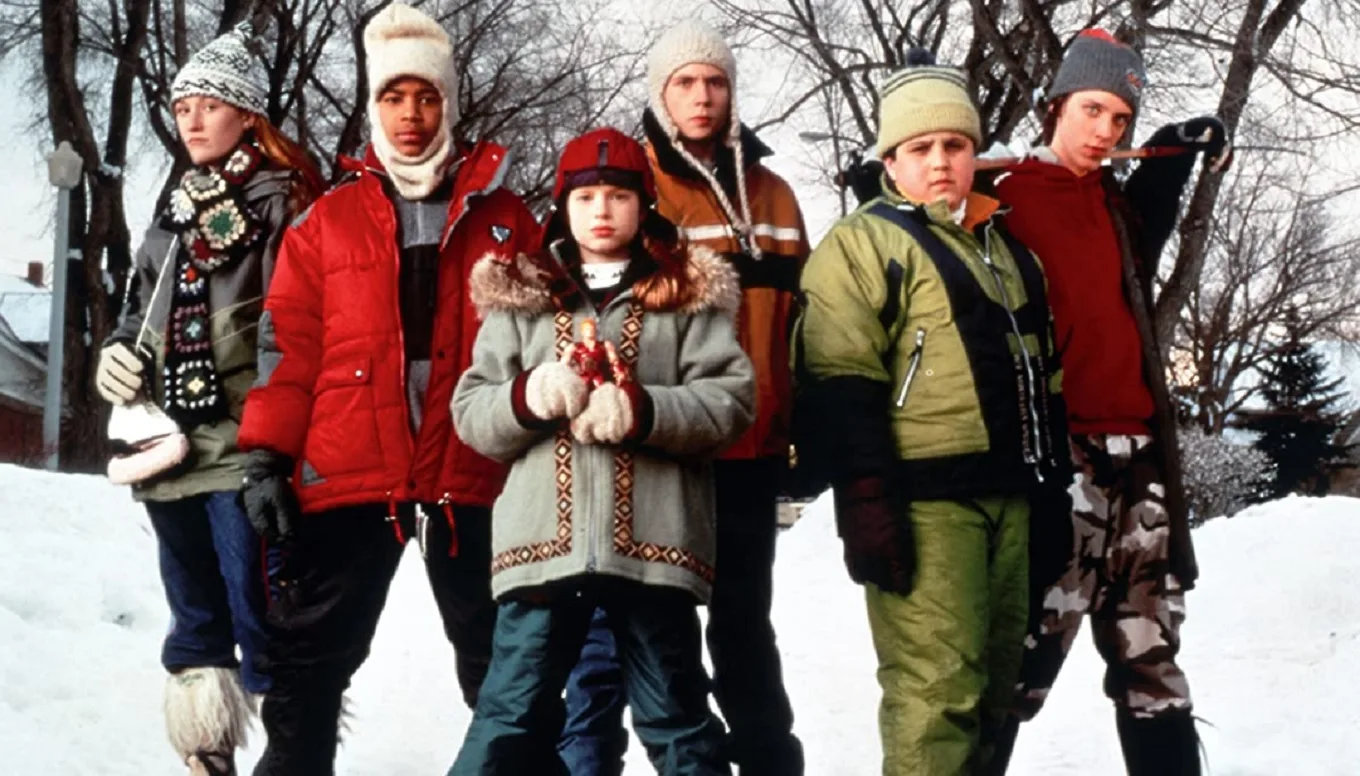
[165,667,254,775]
[187,751,237,776]
[337,693,354,743]
[1115,707,1202,776]
[253,679,350,775]
[980,713,1021,776]
[725,731,805,776]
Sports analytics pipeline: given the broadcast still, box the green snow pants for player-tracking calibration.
[864,495,1030,776]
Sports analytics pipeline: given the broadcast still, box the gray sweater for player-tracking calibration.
[452,243,754,602]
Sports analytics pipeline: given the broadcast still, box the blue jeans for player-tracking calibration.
[146,490,271,694]
[559,608,627,775]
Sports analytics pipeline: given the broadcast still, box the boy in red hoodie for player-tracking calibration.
[986,30,1230,776]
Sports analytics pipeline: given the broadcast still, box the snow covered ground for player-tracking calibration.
[2,463,1357,775]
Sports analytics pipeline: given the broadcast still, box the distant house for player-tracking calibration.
[1332,412,1360,497]
[0,263,52,463]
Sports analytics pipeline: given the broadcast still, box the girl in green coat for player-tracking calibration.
[93,24,322,776]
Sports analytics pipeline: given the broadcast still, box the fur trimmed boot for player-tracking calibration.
[165,667,255,775]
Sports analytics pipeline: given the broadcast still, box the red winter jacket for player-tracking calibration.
[238,142,540,513]
[995,159,1155,436]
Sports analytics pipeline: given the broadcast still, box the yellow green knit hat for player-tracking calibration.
[875,49,982,157]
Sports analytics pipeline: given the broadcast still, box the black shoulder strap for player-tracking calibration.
[995,223,1054,357]
[866,202,954,268]
[866,202,973,343]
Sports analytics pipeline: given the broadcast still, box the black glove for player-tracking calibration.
[832,476,914,594]
[1147,116,1232,173]
[240,450,301,545]
[1027,480,1075,593]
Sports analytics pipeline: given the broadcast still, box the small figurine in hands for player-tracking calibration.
[567,318,614,389]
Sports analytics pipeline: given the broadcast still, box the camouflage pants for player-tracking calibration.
[1013,434,1192,720]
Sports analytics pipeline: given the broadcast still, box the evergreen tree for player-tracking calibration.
[1244,309,1353,496]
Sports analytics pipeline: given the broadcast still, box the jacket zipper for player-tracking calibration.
[383,196,416,500]
[979,224,1045,481]
[583,292,636,574]
[379,153,504,503]
[895,328,927,408]
[439,150,509,251]
[582,415,597,573]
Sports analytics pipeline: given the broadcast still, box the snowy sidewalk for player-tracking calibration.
[1,465,1357,774]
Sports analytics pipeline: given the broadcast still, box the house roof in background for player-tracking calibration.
[0,314,45,410]
[0,274,50,344]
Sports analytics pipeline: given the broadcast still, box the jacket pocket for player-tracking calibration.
[895,328,927,408]
[303,355,385,479]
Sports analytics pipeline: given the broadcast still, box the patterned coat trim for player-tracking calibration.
[490,311,576,574]
[607,302,715,583]
[487,301,716,583]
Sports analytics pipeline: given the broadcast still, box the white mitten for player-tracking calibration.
[525,355,589,421]
[96,342,146,405]
[570,382,634,445]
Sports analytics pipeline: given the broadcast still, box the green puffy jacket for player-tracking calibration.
[794,189,1068,499]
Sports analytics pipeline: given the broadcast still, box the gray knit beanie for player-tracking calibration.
[1047,29,1146,114]
[170,22,269,116]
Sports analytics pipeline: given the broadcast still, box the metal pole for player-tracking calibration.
[42,187,71,471]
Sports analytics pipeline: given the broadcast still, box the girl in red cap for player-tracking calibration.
[448,127,753,775]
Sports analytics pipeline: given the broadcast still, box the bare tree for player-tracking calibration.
[33,0,149,469]
[1172,155,1360,434]
[709,0,1160,154]
[4,0,652,470]
[712,0,1360,414]
[1152,0,1336,350]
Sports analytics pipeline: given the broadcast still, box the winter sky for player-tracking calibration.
[0,4,839,283]
[2,4,1358,283]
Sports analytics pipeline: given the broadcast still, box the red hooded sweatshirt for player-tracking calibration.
[995,157,1154,435]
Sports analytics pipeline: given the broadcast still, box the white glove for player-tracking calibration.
[525,355,589,421]
[570,383,634,445]
[95,342,147,405]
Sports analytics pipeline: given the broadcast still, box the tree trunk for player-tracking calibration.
[1154,0,1309,351]
[40,0,150,471]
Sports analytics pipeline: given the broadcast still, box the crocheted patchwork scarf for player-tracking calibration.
[157,140,265,428]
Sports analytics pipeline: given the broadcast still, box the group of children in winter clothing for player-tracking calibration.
[96,6,1229,775]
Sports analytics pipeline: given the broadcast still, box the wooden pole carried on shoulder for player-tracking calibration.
[976,145,1190,171]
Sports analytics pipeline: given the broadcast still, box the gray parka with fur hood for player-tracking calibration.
[452,242,755,603]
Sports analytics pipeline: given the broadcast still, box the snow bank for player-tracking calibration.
[1,464,1357,774]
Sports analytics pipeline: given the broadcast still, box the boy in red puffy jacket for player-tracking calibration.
[237,5,537,773]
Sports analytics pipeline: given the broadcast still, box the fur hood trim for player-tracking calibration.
[468,251,555,319]
[469,243,741,320]
[676,244,741,316]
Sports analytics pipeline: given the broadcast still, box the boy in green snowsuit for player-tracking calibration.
[794,51,1072,775]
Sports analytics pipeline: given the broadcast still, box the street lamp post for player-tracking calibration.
[43,141,84,471]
